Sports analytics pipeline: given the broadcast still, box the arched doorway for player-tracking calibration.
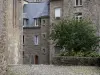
[34,55,38,64]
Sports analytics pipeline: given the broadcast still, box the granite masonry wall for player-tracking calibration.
[0,0,22,75]
[7,0,23,65]
[0,0,7,75]
[52,56,100,66]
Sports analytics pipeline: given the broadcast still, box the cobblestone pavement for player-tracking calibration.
[8,65,100,75]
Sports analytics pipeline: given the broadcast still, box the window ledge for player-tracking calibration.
[74,5,83,8]
[34,25,39,27]
[55,17,61,20]
[23,26,41,29]
[34,44,39,46]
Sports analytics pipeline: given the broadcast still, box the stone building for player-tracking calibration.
[49,0,100,62]
[23,1,49,64]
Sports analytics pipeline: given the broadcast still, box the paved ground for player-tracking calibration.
[8,65,100,75]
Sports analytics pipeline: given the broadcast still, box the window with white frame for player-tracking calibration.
[75,0,82,6]
[23,19,28,26]
[75,12,82,21]
[34,19,39,26]
[34,35,39,45]
[34,18,41,26]
[55,8,61,19]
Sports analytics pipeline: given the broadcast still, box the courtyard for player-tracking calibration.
[8,65,100,75]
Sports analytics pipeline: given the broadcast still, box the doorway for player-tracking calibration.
[34,55,38,64]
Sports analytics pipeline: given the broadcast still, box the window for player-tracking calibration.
[42,33,46,39]
[75,0,82,6]
[43,20,46,25]
[41,48,46,54]
[43,20,45,24]
[55,8,61,19]
[34,18,41,27]
[23,35,24,44]
[34,19,38,26]
[23,19,28,26]
[75,12,82,21]
[42,48,46,54]
[42,20,46,26]
[34,35,39,45]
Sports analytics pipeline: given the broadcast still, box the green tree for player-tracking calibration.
[50,19,100,53]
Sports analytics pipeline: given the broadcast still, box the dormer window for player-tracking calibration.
[55,8,61,19]
[23,19,28,27]
[34,18,41,27]
[34,18,39,27]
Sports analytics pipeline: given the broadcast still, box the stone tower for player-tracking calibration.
[7,0,23,65]
[0,0,22,74]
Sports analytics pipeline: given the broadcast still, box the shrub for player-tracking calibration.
[59,50,100,57]
[50,19,100,56]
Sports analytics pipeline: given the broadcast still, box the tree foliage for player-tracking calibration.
[50,19,100,53]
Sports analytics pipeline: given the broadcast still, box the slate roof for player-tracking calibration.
[23,2,49,26]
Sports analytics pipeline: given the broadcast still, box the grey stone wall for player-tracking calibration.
[0,0,7,75]
[40,18,50,64]
[52,56,100,66]
[49,0,63,63]
[7,0,23,64]
[23,28,41,64]
[0,0,23,74]
[49,0,100,63]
